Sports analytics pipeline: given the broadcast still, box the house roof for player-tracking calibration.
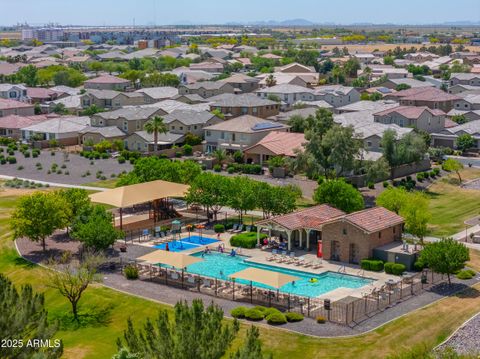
[343,207,404,233]
[209,93,277,108]
[181,81,230,90]
[22,116,89,133]
[313,85,357,96]
[389,87,460,102]
[275,62,316,73]
[26,87,57,99]
[85,89,143,100]
[387,78,434,88]
[243,131,305,157]
[256,204,346,231]
[95,106,164,121]
[84,74,130,84]
[374,106,445,119]
[219,73,260,84]
[135,86,178,100]
[164,109,216,126]
[0,114,54,129]
[337,100,399,113]
[256,84,314,94]
[79,125,125,137]
[131,130,185,144]
[450,73,480,81]
[203,115,289,133]
[0,98,35,110]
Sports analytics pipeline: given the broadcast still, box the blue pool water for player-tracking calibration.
[186,252,372,298]
[154,235,219,252]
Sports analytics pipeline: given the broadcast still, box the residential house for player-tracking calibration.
[170,94,210,104]
[453,94,480,111]
[450,73,480,87]
[312,85,361,108]
[189,62,224,73]
[366,65,409,80]
[125,131,185,152]
[84,74,131,91]
[0,98,35,117]
[26,87,61,103]
[404,52,439,63]
[135,87,178,103]
[203,115,289,153]
[0,114,53,139]
[163,109,223,137]
[336,100,399,114]
[385,87,460,112]
[78,126,126,145]
[353,53,377,64]
[381,78,434,90]
[243,131,305,165]
[21,116,89,146]
[447,109,480,122]
[178,81,235,98]
[448,84,480,95]
[208,93,280,119]
[219,73,260,93]
[256,84,315,108]
[431,120,480,149]
[373,106,446,133]
[0,84,28,102]
[80,90,145,109]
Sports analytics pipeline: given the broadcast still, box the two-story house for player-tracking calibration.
[178,81,235,99]
[384,87,460,112]
[450,73,480,87]
[453,94,480,111]
[313,85,361,108]
[163,109,223,137]
[373,106,446,133]
[0,98,35,117]
[0,84,28,102]
[256,84,315,108]
[80,90,145,110]
[84,74,131,91]
[203,115,289,153]
[209,93,280,119]
[219,74,260,93]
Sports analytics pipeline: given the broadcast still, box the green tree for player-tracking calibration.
[376,187,408,214]
[0,274,63,359]
[287,114,310,133]
[364,158,391,184]
[395,83,411,91]
[144,116,168,153]
[442,158,464,183]
[419,238,469,284]
[57,188,91,233]
[212,149,228,165]
[231,326,268,359]
[323,125,363,176]
[11,192,67,251]
[228,176,257,221]
[112,348,140,359]
[344,57,361,77]
[71,205,122,251]
[117,299,240,359]
[265,74,276,87]
[254,181,297,218]
[52,102,68,114]
[48,252,105,321]
[451,114,468,124]
[383,56,395,65]
[17,64,38,86]
[313,179,364,213]
[81,104,104,116]
[211,108,225,120]
[400,192,430,244]
[456,133,475,153]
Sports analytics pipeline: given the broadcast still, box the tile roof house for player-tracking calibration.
[21,116,90,146]
[450,73,480,87]
[0,114,54,138]
[381,78,434,90]
[256,84,315,107]
[219,73,260,93]
[163,109,223,137]
[243,131,306,164]
[373,106,446,133]
[81,89,145,109]
[0,84,28,102]
[0,98,35,117]
[125,131,185,152]
[178,81,235,98]
[453,94,480,111]
[203,114,289,153]
[312,85,361,108]
[84,74,131,91]
[431,119,480,149]
[135,87,178,103]
[26,87,60,103]
[384,87,460,112]
[209,93,280,119]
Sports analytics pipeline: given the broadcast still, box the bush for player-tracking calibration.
[433,168,440,176]
[285,312,304,322]
[124,265,139,280]
[384,262,394,274]
[416,173,424,182]
[23,151,30,158]
[213,164,221,172]
[413,260,426,271]
[361,259,384,271]
[17,165,24,170]
[213,224,225,233]
[316,316,326,324]
[263,307,281,317]
[383,181,389,188]
[175,151,183,158]
[392,263,406,275]
[456,269,475,280]
[182,144,193,156]
[118,156,126,164]
[429,171,436,178]
[367,181,375,189]
[245,308,264,321]
[230,232,267,249]
[7,156,16,164]
[230,306,247,318]
[227,166,235,174]
[266,312,287,325]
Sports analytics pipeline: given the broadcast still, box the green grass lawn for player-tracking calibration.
[1,191,480,358]
[83,178,118,189]
[427,168,480,237]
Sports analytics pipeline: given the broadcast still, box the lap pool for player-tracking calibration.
[185,252,373,298]
[154,235,219,252]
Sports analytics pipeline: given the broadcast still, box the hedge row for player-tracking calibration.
[384,262,406,275]
[230,306,303,325]
[230,232,267,249]
[360,259,384,271]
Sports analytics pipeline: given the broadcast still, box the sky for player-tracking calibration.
[1,0,479,26]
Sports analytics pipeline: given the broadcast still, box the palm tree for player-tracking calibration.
[265,74,277,87]
[212,149,228,165]
[144,116,168,153]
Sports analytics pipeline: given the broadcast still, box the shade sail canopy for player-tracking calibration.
[229,267,299,289]
[89,180,190,208]
[136,250,203,268]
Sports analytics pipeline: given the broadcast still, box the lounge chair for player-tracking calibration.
[266,249,278,261]
[228,224,239,233]
[312,259,323,269]
[170,272,180,280]
[187,276,196,285]
[303,260,313,267]
[154,226,161,237]
[284,252,296,264]
[245,225,252,232]
[277,251,288,262]
[294,256,305,266]
[232,224,243,233]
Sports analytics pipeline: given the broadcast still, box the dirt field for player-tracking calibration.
[321,44,479,52]
[0,32,21,40]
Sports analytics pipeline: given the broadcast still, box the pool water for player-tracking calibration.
[154,235,219,252]
[186,252,372,298]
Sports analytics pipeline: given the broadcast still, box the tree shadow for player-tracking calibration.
[54,304,114,330]
[13,256,36,268]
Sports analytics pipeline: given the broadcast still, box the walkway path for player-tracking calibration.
[0,174,108,192]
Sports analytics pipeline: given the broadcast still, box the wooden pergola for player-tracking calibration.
[89,180,190,230]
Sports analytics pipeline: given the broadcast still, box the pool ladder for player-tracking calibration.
[338,265,347,273]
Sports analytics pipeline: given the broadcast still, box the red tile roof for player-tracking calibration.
[84,74,129,84]
[0,98,35,110]
[0,114,55,129]
[374,106,445,119]
[389,87,460,102]
[256,204,345,231]
[26,87,57,99]
[244,131,306,157]
[344,207,404,233]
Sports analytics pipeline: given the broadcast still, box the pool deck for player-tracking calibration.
[134,231,398,301]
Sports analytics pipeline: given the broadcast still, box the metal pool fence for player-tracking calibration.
[115,258,446,327]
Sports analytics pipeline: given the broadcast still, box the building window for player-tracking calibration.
[342,228,347,235]
[171,126,175,130]
[378,232,382,239]
[206,131,211,137]
[220,132,225,139]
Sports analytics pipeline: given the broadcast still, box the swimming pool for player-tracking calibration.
[154,235,219,252]
[186,252,372,298]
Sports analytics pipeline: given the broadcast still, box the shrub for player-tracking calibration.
[416,173,424,182]
[316,316,326,324]
[182,144,193,156]
[23,151,30,158]
[213,224,225,233]
[456,270,474,280]
[466,269,476,276]
[423,171,430,178]
[367,181,375,189]
[17,165,24,170]
[227,166,235,174]
[285,312,304,322]
[429,171,436,178]
[414,260,426,271]
[230,232,267,249]
[213,164,221,172]
[361,259,384,271]
[392,263,406,275]
[383,181,389,188]
[230,306,247,318]
[263,307,281,317]
[266,312,287,325]
[51,151,55,156]
[384,262,394,274]
[124,265,139,280]
[175,151,183,158]
[118,156,126,164]
[252,306,267,314]
[7,156,16,164]
[433,168,440,176]
[101,153,109,159]
[245,308,264,321]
